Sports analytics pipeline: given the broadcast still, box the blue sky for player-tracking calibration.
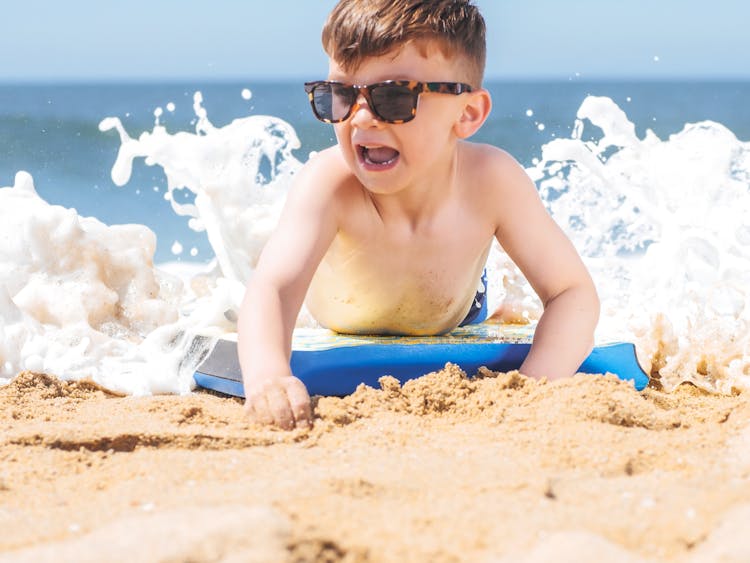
[3,0,748,81]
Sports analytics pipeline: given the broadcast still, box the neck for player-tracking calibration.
[369,142,461,229]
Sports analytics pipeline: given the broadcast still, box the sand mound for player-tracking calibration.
[314,363,695,431]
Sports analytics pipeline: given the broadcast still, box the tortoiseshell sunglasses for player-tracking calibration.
[303,80,473,124]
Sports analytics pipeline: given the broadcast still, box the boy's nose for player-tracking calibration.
[349,94,379,127]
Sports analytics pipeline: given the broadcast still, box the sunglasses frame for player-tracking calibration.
[304,80,473,124]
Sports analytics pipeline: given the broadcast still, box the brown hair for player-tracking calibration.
[321,0,487,87]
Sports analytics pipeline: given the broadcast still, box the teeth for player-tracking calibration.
[359,144,399,166]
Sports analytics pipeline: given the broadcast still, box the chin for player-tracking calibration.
[358,178,407,196]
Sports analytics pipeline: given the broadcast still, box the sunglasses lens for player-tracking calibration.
[370,84,417,122]
[330,83,357,121]
[308,82,420,123]
[310,84,333,121]
[311,83,356,122]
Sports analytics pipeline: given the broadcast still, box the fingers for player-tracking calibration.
[245,393,274,426]
[247,387,293,429]
[265,385,296,430]
[245,377,312,430]
[285,378,312,428]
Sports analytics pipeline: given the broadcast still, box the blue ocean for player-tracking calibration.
[2,80,748,263]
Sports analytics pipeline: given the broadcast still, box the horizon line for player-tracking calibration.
[2,75,750,86]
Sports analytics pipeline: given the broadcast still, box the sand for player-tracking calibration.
[2,365,750,562]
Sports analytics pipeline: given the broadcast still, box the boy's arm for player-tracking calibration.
[237,151,340,429]
[489,150,600,380]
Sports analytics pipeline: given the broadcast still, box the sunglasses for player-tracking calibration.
[304,80,473,124]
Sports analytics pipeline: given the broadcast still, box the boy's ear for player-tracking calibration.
[454,88,492,139]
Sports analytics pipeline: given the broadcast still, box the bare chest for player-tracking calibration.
[307,225,492,334]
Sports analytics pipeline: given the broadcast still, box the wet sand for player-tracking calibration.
[2,365,750,562]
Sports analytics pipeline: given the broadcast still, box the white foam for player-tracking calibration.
[0,172,202,394]
[1,93,303,394]
[526,96,750,392]
[98,91,301,283]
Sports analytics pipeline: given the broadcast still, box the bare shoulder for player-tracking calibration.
[288,147,373,229]
[459,142,530,193]
[297,145,349,177]
[291,146,355,196]
[458,142,540,226]
[257,148,353,280]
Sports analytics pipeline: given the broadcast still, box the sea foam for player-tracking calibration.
[0,171,192,394]
[530,96,750,392]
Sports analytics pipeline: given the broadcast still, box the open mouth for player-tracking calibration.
[358,145,400,169]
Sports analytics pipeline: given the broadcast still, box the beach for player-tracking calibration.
[2,0,750,558]
[2,81,749,562]
[3,366,750,562]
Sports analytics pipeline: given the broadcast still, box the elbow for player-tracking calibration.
[543,278,601,336]
[585,282,600,352]
[591,278,601,323]
[590,281,601,324]
[580,277,600,331]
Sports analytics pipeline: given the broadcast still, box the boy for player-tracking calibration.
[238,0,600,429]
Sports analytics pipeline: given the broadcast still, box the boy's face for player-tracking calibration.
[326,41,472,195]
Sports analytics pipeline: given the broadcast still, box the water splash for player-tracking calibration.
[0,171,202,394]
[98,91,302,283]
[0,92,303,394]
[526,96,750,392]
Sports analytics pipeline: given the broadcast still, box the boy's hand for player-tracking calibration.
[244,372,312,430]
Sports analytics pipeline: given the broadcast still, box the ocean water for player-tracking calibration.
[1,81,749,395]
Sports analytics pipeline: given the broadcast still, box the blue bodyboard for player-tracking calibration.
[193,324,650,397]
